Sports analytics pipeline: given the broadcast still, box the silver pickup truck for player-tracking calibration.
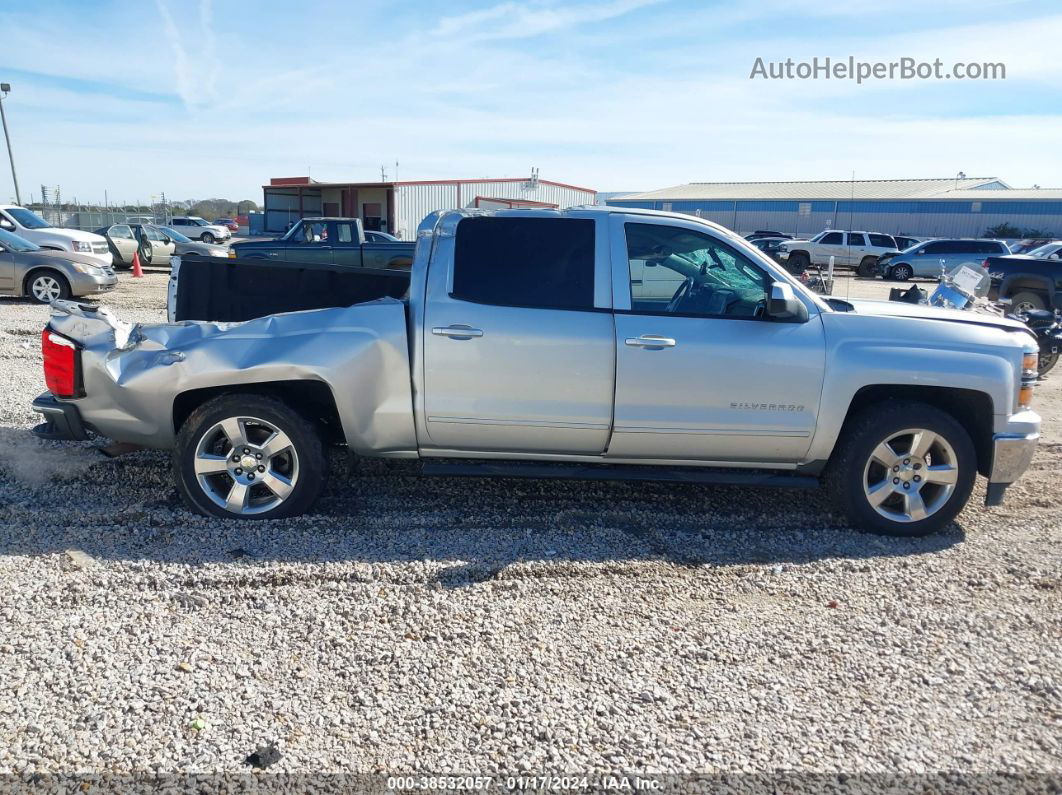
[31,207,1041,536]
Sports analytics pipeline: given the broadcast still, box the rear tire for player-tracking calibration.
[1009,290,1047,313]
[174,393,328,520]
[24,270,72,304]
[857,256,878,277]
[787,251,810,270]
[824,400,976,537]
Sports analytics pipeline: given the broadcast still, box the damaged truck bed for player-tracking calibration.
[169,254,410,322]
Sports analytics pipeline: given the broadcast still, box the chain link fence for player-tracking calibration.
[35,206,174,232]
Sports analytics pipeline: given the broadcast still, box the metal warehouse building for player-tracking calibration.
[608,177,1062,240]
[263,174,596,239]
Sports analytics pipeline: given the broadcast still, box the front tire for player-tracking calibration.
[201,232,216,244]
[825,401,976,537]
[174,394,327,520]
[890,263,913,281]
[25,270,72,304]
[786,252,810,270]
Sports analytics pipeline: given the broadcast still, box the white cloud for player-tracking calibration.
[429,0,662,42]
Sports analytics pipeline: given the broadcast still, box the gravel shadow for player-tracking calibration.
[0,434,965,584]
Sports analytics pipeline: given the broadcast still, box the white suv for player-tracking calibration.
[0,205,112,267]
[169,216,232,244]
[778,230,899,276]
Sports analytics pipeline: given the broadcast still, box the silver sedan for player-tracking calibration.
[0,228,117,303]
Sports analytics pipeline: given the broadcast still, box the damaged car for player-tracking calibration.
[32,207,1041,536]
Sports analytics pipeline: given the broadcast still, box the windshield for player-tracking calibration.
[1026,242,1061,258]
[0,228,41,252]
[5,207,51,229]
[158,226,193,244]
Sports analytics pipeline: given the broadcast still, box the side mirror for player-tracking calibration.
[161,235,171,244]
[768,281,809,322]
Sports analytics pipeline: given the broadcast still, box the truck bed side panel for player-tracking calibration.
[48,299,418,455]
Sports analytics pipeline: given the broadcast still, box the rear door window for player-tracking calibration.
[451,217,595,310]
[922,241,951,254]
[847,233,867,247]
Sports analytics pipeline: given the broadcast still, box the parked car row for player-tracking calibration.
[95,223,229,268]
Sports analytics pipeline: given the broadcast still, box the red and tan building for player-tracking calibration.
[263,174,597,239]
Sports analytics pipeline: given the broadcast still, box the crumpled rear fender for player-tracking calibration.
[46,298,417,454]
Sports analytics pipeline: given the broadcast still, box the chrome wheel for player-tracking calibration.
[193,415,299,515]
[31,275,62,302]
[862,428,959,524]
[1016,300,1039,314]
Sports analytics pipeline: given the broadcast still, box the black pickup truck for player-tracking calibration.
[984,247,1062,312]
[231,217,414,270]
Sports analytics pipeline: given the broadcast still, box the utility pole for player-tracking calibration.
[0,83,22,205]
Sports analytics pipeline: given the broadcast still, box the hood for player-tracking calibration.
[35,227,107,243]
[25,249,110,268]
[841,298,1031,333]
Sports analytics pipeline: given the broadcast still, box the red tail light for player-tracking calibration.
[41,329,82,398]
[982,259,990,268]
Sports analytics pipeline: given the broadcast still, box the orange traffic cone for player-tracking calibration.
[131,249,144,278]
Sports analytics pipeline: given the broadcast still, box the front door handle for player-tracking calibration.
[433,324,484,339]
[625,335,676,349]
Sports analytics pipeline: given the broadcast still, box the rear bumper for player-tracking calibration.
[30,392,90,441]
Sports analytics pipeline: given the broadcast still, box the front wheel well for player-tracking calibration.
[839,385,994,477]
[23,267,69,291]
[172,380,344,444]
[1002,278,1050,296]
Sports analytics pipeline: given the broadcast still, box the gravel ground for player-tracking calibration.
[0,270,1059,785]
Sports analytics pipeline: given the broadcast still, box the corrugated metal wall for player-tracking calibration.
[608,198,1062,239]
[393,183,459,240]
[394,181,596,239]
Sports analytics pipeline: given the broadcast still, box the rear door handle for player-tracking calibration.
[432,324,484,339]
[625,335,676,349]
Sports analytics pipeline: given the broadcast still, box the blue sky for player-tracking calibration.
[1,0,1060,203]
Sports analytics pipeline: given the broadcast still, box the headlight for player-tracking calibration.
[71,241,92,253]
[1019,351,1038,408]
[72,263,102,275]
[228,250,237,258]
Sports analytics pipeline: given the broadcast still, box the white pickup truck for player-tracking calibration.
[0,205,112,267]
[32,206,1040,537]
[778,230,899,276]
